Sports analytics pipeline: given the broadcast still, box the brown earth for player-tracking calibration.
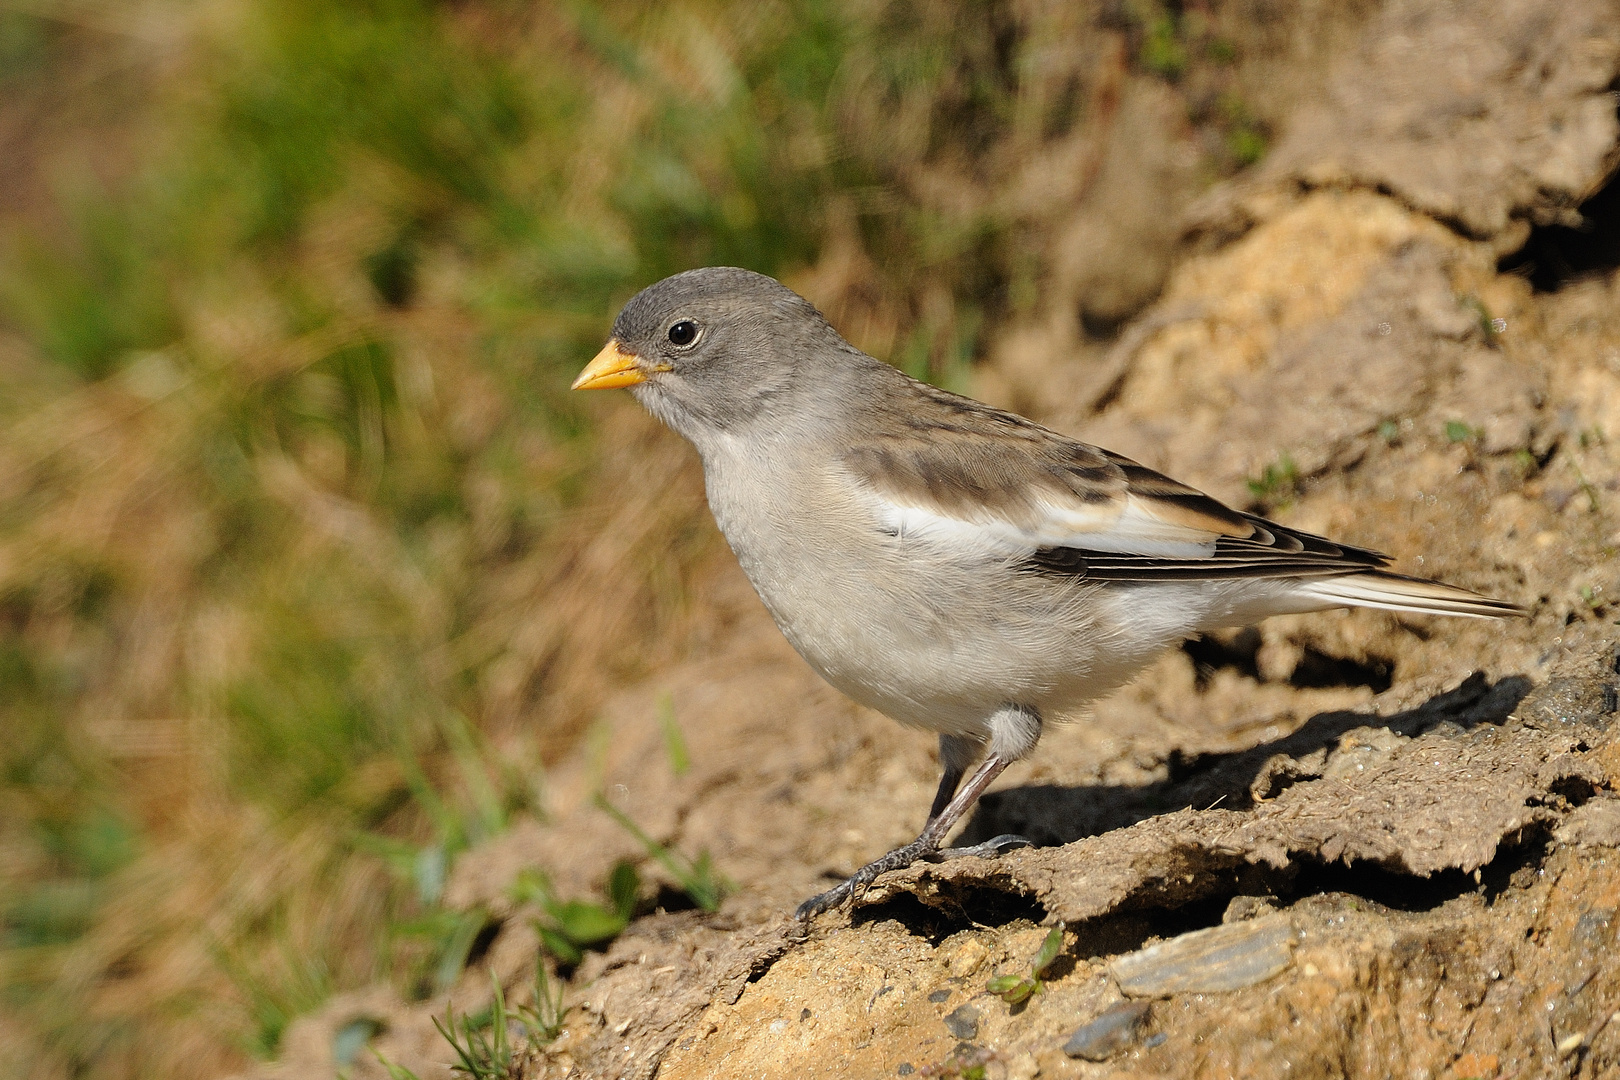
[244,1,1620,1077]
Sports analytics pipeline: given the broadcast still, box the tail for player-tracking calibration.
[1290,571,1524,619]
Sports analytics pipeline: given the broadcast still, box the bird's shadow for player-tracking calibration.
[955,671,1534,850]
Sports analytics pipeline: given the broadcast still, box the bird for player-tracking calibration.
[571,266,1522,920]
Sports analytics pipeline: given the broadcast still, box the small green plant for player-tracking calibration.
[1460,294,1501,343]
[985,923,1065,1004]
[1572,459,1602,513]
[368,1050,425,1080]
[366,953,570,1080]
[594,795,729,912]
[1216,95,1267,167]
[1444,420,1483,444]
[658,693,690,776]
[510,861,640,966]
[431,970,521,1079]
[1377,419,1401,444]
[1139,12,1186,80]
[1226,124,1268,167]
[519,959,568,1045]
[1246,452,1300,511]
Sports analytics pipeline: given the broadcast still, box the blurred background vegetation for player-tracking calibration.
[0,1,1282,1075]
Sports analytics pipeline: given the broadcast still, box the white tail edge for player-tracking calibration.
[1293,571,1524,619]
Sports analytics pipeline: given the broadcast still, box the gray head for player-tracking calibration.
[572,267,864,444]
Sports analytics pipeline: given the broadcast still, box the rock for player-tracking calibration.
[1063,1000,1152,1061]
[1111,916,1295,997]
[942,1003,980,1040]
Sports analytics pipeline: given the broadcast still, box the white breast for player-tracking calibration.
[699,439,1130,735]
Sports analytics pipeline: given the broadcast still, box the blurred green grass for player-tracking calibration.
[0,1,1264,1074]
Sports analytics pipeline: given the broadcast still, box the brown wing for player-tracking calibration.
[845,381,1389,579]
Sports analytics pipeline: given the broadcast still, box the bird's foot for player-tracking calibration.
[795,833,1033,921]
[795,836,936,920]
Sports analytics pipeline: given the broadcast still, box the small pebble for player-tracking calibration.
[1063,1000,1151,1061]
[943,1003,980,1040]
[928,989,952,1004]
[897,1065,914,1076]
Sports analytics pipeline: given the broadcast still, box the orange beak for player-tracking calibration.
[572,339,662,390]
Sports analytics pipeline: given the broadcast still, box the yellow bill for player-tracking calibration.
[572,339,658,390]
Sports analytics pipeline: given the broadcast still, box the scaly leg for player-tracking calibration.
[927,732,978,821]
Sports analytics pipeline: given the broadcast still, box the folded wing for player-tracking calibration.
[843,386,1389,581]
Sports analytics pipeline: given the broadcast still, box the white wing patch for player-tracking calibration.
[869,489,1221,560]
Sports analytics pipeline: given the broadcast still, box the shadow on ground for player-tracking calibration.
[959,672,1535,850]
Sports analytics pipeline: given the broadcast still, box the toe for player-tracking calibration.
[795,881,852,920]
[939,833,1032,859]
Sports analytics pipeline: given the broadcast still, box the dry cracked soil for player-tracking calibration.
[244,1,1620,1078]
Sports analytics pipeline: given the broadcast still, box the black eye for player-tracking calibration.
[667,320,699,347]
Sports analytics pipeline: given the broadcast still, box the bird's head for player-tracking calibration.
[572,267,854,445]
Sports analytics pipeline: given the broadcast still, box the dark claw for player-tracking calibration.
[795,879,853,920]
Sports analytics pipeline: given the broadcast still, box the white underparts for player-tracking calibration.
[987,705,1042,761]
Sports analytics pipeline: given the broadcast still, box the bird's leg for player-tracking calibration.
[936,706,1039,859]
[795,753,1014,920]
[926,732,978,822]
[796,708,1042,921]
